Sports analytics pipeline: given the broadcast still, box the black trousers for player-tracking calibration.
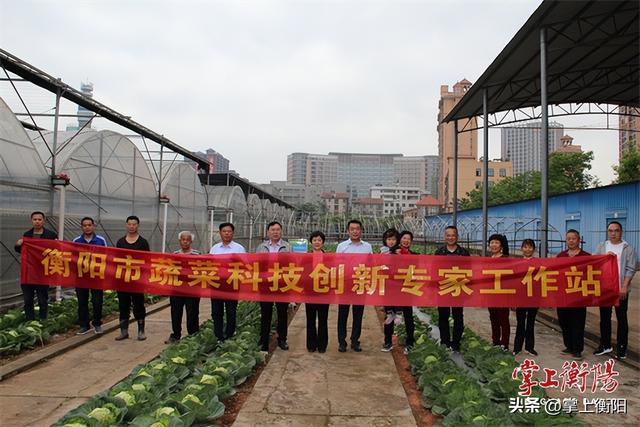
[259,301,288,349]
[76,288,104,328]
[306,303,329,351]
[384,306,415,346]
[211,299,236,341]
[557,307,586,353]
[169,296,200,338]
[438,307,464,348]
[337,304,364,345]
[117,291,146,323]
[599,297,629,351]
[513,308,538,352]
[22,284,49,320]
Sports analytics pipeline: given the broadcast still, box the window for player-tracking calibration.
[499,168,506,177]
[475,168,481,176]
[488,168,494,177]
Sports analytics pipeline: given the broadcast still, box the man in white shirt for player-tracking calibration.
[209,222,246,342]
[593,221,636,360]
[336,219,372,353]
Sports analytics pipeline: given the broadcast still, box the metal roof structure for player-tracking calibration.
[0,48,209,170]
[440,0,639,257]
[443,0,639,124]
[199,172,294,209]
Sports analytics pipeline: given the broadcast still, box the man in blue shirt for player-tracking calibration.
[336,219,372,353]
[72,217,108,334]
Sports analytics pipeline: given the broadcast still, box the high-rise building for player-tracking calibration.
[437,79,512,210]
[285,152,439,206]
[619,106,640,158]
[204,149,230,173]
[306,154,338,185]
[332,152,399,199]
[438,79,477,209]
[500,120,565,175]
[393,155,439,197]
[286,152,309,185]
[190,149,230,173]
[66,81,94,131]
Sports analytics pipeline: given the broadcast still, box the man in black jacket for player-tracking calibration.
[14,211,58,320]
[434,226,470,351]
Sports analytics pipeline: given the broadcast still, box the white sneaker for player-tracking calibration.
[384,313,395,325]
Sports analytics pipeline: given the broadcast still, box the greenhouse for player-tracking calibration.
[0,95,295,303]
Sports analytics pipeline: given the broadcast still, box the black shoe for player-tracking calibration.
[525,349,538,356]
[277,340,289,350]
[308,347,317,353]
[593,346,613,356]
[513,350,521,356]
[572,352,583,360]
[318,348,326,354]
[561,348,572,354]
[616,350,627,360]
[338,343,347,352]
[351,342,362,352]
[164,334,179,344]
[451,344,460,352]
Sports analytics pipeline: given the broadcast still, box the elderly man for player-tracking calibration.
[209,222,246,342]
[165,231,201,344]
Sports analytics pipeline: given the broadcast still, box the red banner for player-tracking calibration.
[20,238,619,307]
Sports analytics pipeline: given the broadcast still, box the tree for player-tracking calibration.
[613,144,640,184]
[547,151,595,194]
[458,151,596,209]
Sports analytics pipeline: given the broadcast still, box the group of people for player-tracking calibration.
[14,212,635,361]
[476,224,635,361]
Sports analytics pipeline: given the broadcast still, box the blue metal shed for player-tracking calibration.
[424,181,639,261]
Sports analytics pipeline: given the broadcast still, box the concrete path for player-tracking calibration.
[233,305,417,427]
[0,300,204,427]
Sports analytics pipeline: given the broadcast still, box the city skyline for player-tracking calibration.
[0,1,622,185]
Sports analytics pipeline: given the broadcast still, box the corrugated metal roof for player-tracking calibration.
[444,0,639,123]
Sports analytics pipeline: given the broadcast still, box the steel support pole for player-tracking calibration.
[51,89,61,177]
[482,89,489,256]
[56,185,66,301]
[209,208,215,249]
[452,120,459,227]
[52,89,63,300]
[540,28,549,258]
[161,201,168,253]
